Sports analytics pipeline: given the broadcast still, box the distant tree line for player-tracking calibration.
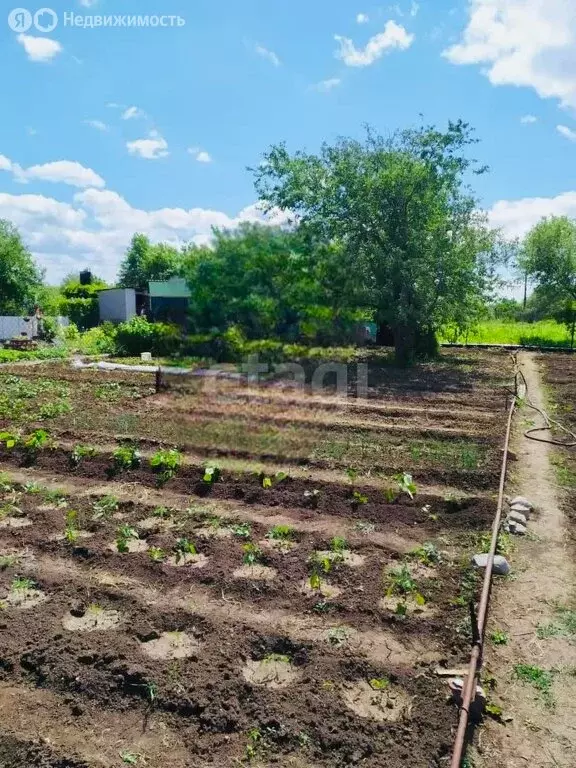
[1,119,575,359]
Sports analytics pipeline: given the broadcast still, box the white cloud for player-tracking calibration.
[126,131,169,160]
[17,34,62,62]
[121,106,146,120]
[520,114,538,124]
[335,21,414,67]
[188,148,212,163]
[18,161,105,188]
[313,78,342,92]
[357,13,369,24]
[0,155,13,172]
[0,154,105,188]
[79,0,98,6]
[443,0,576,110]
[26,127,38,136]
[488,190,576,239]
[255,44,281,66]
[0,185,291,284]
[557,124,576,141]
[84,120,109,132]
[410,2,419,17]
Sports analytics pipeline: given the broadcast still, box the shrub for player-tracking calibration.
[76,325,117,355]
[114,316,182,357]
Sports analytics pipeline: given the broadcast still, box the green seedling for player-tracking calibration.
[386,564,425,606]
[11,576,35,591]
[346,467,359,485]
[44,489,68,508]
[111,444,141,474]
[152,505,172,519]
[411,542,441,566]
[260,470,288,489]
[150,448,182,484]
[266,524,295,542]
[394,472,417,499]
[23,481,41,494]
[513,664,555,708]
[144,681,157,706]
[485,702,505,721]
[245,727,265,762]
[70,444,96,468]
[174,537,197,563]
[231,522,251,539]
[116,524,139,553]
[330,536,348,553]
[395,601,408,617]
[0,501,23,520]
[308,551,332,591]
[313,600,332,613]
[120,752,140,765]
[490,630,509,645]
[64,509,80,544]
[242,542,264,566]
[23,429,52,461]
[383,486,398,503]
[0,554,19,569]
[148,547,166,563]
[202,464,221,484]
[352,490,368,506]
[369,677,390,691]
[0,431,19,450]
[263,653,291,664]
[92,495,119,520]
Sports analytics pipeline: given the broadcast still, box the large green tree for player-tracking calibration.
[0,219,43,315]
[118,234,182,292]
[253,121,500,362]
[523,216,576,347]
[182,223,364,341]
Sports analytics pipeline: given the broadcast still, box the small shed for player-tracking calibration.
[148,278,191,326]
[99,288,137,323]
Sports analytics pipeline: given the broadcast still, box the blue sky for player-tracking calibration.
[1,0,576,285]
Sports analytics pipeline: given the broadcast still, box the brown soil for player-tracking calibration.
[0,349,512,767]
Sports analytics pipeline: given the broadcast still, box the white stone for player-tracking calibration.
[508,510,528,525]
[504,518,527,536]
[510,496,533,511]
[472,554,511,575]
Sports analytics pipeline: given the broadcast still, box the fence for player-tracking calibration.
[0,316,70,342]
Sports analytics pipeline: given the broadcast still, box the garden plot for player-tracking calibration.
[540,354,576,535]
[0,349,511,767]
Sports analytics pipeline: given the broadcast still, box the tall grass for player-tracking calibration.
[440,320,573,348]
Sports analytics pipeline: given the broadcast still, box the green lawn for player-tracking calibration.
[440,320,574,348]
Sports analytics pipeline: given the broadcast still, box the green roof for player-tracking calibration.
[148,278,191,298]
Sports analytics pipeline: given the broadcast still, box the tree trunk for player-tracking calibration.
[393,324,438,365]
[393,324,416,366]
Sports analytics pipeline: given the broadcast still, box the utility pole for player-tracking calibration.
[523,270,528,310]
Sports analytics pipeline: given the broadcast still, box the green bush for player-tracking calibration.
[77,324,117,355]
[114,316,182,356]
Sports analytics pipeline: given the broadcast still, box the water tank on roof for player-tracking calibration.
[80,270,92,286]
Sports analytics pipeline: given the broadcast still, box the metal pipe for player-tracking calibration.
[450,389,517,767]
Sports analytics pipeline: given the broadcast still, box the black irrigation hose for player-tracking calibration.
[511,362,576,448]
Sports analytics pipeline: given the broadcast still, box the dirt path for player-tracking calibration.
[477,352,576,767]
